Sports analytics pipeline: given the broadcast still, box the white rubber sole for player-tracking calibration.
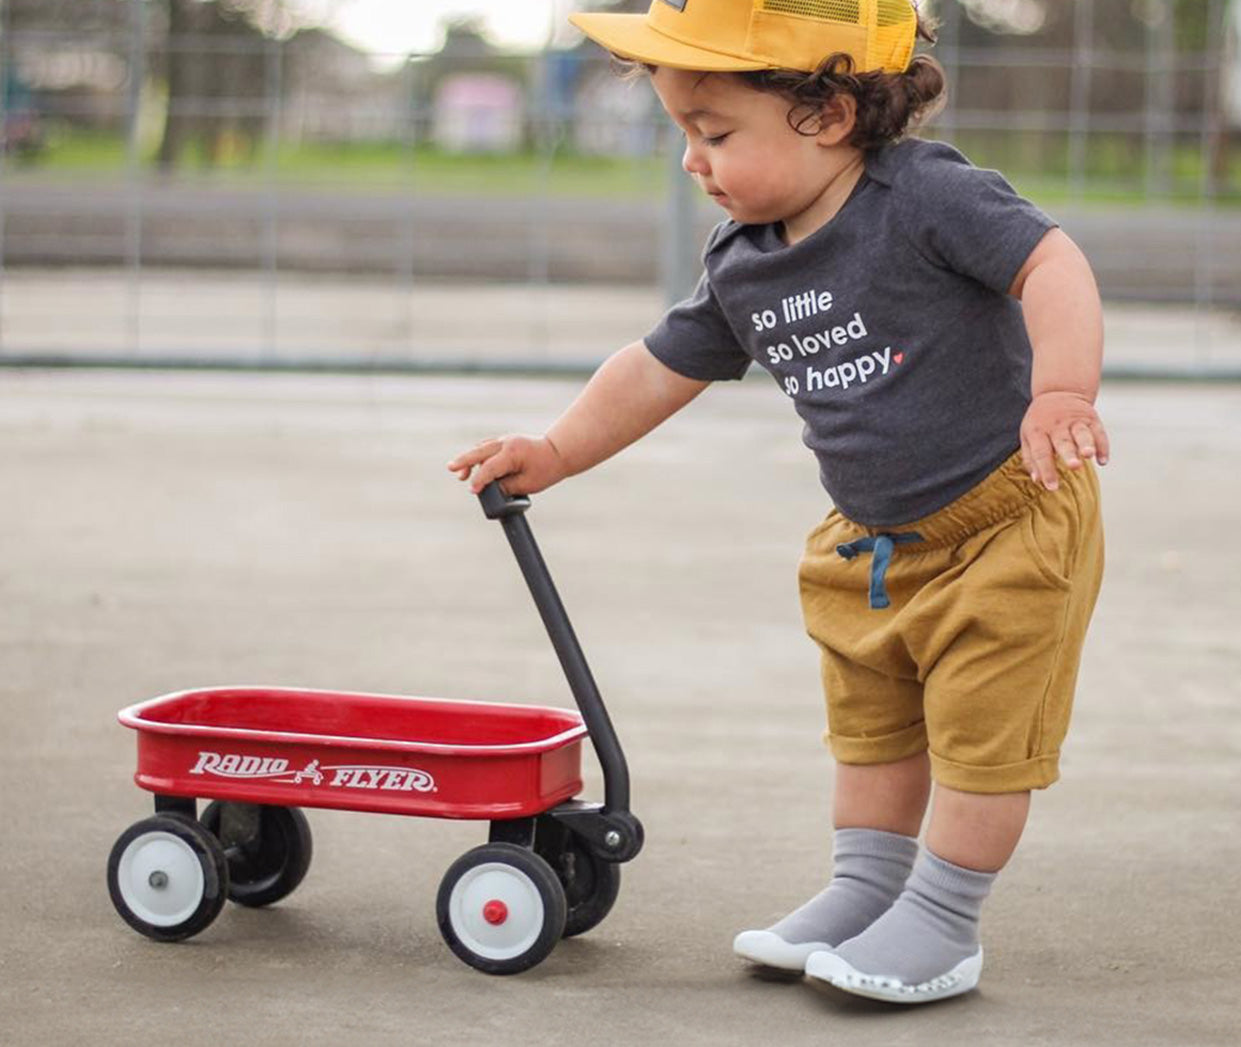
[732,930,834,972]
[804,948,984,1004]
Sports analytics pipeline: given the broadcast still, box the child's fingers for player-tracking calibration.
[1091,419,1111,465]
[1026,432,1059,490]
[1069,420,1096,460]
[469,450,517,494]
[1053,427,1082,469]
[446,439,502,477]
[1067,418,1110,469]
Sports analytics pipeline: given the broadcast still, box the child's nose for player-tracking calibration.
[682,142,709,177]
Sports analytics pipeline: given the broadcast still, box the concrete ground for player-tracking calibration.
[1,369,1239,1046]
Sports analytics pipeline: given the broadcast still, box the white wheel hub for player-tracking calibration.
[116,830,205,927]
[448,861,546,961]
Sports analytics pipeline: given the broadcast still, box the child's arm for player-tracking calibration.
[1009,228,1111,491]
[448,340,710,495]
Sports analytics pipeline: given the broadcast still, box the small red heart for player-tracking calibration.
[894,352,905,364]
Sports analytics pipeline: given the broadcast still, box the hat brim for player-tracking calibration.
[568,13,769,72]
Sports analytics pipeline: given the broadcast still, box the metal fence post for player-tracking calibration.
[401,56,418,356]
[530,50,555,341]
[1194,0,1226,364]
[262,31,284,360]
[126,0,146,356]
[935,0,961,142]
[660,128,698,307]
[1144,0,1176,197]
[0,0,9,356]
[1068,0,1095,200]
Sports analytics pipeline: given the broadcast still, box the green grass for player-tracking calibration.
[946,129,1241,207]
[22,127,666,197]
[27,127,132,172]
[19,126,1241,207]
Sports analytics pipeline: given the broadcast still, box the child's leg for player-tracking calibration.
[834,751,931,836]
[925,784,1030,872]
[732,753,929,970]
[806,786,1029,1002]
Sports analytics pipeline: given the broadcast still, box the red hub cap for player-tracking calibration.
[482,899,508,925]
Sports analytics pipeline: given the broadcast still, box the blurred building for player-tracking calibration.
[571,63,659,156]
[413,20,530,150]
[432,74,524,152]
[282,29,407,143]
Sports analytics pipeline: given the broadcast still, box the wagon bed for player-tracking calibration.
[120,686,588,819]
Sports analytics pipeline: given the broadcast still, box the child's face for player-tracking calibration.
[650,67,856,232]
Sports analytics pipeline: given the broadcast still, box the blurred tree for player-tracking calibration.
[2,0,130,31]
[155,0,266,169]
[154,1,319,171]
[2,0,309,170]
[1173,0,1211,50]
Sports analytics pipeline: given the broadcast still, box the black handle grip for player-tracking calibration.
[478,481,530,520]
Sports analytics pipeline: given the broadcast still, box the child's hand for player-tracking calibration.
[1020,391,1110,491]
[447,434,569,495]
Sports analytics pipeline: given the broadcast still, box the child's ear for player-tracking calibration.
[814,94,857,146]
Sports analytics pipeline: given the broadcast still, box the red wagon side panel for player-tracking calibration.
[122,688,588,820]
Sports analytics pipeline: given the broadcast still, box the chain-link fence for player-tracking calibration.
[1,0,1239,376]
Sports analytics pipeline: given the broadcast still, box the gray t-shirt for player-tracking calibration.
[644,138,1057,527]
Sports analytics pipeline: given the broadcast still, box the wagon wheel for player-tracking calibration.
[107,814,229,942]
[436,842,567,975]
[200,801,313,908]
[535,818,622,938]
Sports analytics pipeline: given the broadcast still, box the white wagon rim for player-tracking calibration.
[447,861,547,961]
[116,829,206,928]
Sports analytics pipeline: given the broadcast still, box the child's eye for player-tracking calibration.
[702,132,731,147]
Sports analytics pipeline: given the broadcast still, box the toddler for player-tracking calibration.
[449,0,1106,1005]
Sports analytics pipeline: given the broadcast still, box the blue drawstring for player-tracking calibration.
[835,532,924,610]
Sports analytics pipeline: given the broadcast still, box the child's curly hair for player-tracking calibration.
[620,14,945,151]
[739,16,945,149]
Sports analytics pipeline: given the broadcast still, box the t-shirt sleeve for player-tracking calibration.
[643,255,751,382]
[896,143,1057,294]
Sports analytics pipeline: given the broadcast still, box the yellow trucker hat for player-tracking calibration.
[569,0,918,75]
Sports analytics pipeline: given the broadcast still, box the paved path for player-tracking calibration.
[2,268,1240,377]
[1,371,1238,1045]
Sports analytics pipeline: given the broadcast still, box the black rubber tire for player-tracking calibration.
[538,830,622,938]
[200,802,313,908]
[107,814,229,942]
[436,842,567,975]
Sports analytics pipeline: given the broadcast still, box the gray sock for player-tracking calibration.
[832,849,995,985]
[768,828,919,946]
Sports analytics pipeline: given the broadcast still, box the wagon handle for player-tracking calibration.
[477,481,632,818]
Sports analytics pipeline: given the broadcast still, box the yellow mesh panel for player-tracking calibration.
[755,0,915,72]
[876,0,914,27]
[870,1,915,70]
[759,1,913,26]
[760,1,863,24]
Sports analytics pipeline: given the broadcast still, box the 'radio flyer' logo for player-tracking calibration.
[189,752,436,792]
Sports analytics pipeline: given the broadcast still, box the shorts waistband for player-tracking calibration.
[849,452,1040,548]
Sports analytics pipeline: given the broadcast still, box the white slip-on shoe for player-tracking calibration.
[804,947,984,1004]
[732,930,833,971]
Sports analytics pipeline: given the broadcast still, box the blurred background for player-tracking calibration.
[0,0,1239,375]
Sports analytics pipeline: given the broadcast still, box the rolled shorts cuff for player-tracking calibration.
[826,721,928,766]
[929,749,1061,794]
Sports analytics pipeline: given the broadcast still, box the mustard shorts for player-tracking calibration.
[799,452,1104,794]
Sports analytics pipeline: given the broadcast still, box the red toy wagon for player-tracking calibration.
[107,484,644,974]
